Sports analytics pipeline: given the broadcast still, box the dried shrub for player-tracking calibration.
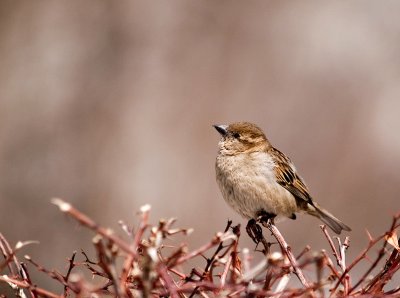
[0,199,399,297]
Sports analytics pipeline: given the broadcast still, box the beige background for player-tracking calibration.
[1,1,399,292]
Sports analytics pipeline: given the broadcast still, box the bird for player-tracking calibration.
[213,122,351,236]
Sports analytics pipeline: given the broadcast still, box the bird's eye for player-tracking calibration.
[233,132,240,139]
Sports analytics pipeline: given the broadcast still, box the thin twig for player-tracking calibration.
[52,198,138,257]
[263,220,312,289]
[220,254,232,288]
[331,217,400,295]
[93,235,122,297]
[320,226,340,266]
[188,220,233,297]
[363,237,400,294]
[63,251,76,296]
[176,230,235,267]
[349,215,399,294]
[0,276,61,298]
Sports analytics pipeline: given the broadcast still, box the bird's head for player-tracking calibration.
[213,122,270,155]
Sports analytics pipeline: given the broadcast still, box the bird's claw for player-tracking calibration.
[246,219,263,244]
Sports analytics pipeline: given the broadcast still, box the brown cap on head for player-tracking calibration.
[227,122,266,140]
[214,122,270,154]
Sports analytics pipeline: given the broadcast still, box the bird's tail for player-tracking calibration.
[310,204,351,234]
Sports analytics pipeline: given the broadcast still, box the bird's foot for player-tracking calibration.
[246,219,272,255]
[246,219,263,244]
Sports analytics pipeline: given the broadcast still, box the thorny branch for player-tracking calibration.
[0,199,399,297]
[262,219,312,291]
[331,213,400,296]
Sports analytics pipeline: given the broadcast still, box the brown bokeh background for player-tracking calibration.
[1,1,399,292]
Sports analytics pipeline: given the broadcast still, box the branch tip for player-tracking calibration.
[15,240,39,250]
[140,204,151,213]
[51,198,71,212]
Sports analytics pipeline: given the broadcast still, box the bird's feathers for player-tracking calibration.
[270,147,313,205]
[269,147,351,234]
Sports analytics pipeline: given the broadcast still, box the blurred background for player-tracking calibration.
[1,0,400,293]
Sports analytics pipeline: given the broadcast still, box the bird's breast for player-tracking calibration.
[215,152,297,219]
[216,152,276,185]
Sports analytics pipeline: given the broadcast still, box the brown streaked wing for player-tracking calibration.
[270,147,313,204]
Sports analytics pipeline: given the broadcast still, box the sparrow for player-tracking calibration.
[213,122,351,235]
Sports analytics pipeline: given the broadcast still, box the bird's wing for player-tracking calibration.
[270,147,313,204]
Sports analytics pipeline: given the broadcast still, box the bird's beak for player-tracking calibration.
[213,124,228,136]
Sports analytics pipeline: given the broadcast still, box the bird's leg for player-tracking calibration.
[256,210,276,226]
